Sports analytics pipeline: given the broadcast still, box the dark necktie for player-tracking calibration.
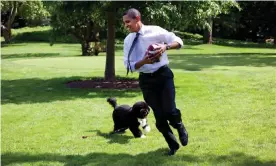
[127,33,140,75]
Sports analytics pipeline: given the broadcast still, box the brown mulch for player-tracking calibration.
[66,78,140,89]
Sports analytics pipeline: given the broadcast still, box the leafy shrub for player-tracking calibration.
[9,26,204,45]
[11,26,78,43]
[173,31,203,40]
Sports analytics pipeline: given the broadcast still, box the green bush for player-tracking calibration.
[11,26,51,36]
[11,26,78,43]
[173,31,203,40]
[13,31,50,42]
[9,26,204,45]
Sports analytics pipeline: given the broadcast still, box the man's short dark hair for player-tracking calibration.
[123,8,141,19]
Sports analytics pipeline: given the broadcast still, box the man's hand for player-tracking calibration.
[134,44,167,70]
[149,44,166,61]
[134,51,155,69]
[142,52,154,64]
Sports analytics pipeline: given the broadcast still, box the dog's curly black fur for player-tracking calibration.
[107,97,150,138]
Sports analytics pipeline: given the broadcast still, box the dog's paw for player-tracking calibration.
[140,134,146,138]
[138,118,147,127]
[143,125,151,134]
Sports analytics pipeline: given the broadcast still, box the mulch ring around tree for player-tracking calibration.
[66,77,140,89]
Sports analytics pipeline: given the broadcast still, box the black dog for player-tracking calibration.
[107,97,151,138]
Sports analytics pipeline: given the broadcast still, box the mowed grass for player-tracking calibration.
[1,42,276,166]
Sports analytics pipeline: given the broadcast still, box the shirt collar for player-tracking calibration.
[137,24,145,35]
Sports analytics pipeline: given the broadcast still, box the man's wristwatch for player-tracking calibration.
[166,44,171,50]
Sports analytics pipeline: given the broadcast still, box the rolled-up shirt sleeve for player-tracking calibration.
[158,27,183,48]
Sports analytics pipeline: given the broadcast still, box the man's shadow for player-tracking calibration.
[85,129,134,144]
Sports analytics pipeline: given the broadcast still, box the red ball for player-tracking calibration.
[147,44,161,57]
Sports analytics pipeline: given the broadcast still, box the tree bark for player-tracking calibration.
[2,25,11,43]
[94,41,100,56]
[81,41,92,56]
[203,17,213,44]
[104,11,115,81]
[3,1,22,43]
[273,26,276,45]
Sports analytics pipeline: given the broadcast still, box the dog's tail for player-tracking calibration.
[107,97,117,108]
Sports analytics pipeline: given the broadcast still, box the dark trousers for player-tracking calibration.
[139,66,183,150]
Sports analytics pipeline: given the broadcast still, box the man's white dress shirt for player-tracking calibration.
[123,24,183,73]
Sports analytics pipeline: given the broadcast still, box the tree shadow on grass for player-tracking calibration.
[169,52,276,71]
[1,42,29,47]
[1,76,141,105]
[1,151,275,166]
[1,53,62,59]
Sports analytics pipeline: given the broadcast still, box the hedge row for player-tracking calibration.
[9,26,203,44]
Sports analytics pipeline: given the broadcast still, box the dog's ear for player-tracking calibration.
[132,101,149,118]
[144,102,150,112]
[132,102,141,114]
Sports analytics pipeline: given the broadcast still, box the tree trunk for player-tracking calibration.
[3,1,22,43]
[81,41,92,56]
[251,29,257,43]
[104,11,115,81]
[2,25,11,43]
[3,2,17,42]
[94,41,100,56]
[273,26,276,45]
[203,18,213,44]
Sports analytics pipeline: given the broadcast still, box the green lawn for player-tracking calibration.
[1,42,276,166]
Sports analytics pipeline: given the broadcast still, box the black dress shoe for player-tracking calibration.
[179,132,188,146]
[167,145,180,156]
[177,123,188,146]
